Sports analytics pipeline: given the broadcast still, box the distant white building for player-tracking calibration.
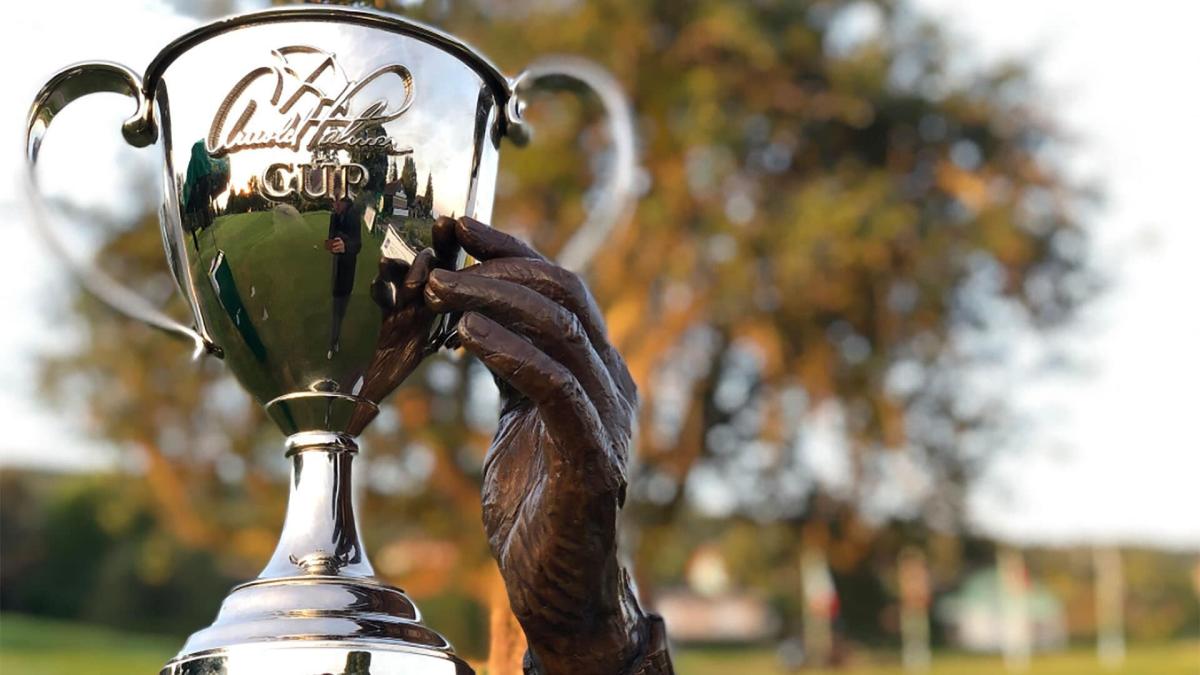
[655,545,778,644]
[382,180,410,219]
[392,191,409,218]
[656,590,777,644]
[938,568,1067,653]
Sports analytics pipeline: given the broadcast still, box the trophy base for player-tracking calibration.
[160,641,473,675]
[161,438,475,675]
[160,576,474,675]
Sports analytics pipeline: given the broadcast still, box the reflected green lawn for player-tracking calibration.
[1,614,1196,675]
[190,208,388,404]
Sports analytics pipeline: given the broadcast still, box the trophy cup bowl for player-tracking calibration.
[25,6,634,674]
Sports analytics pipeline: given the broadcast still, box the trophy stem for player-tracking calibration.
[162,430,474,673]
[260,431,374,579]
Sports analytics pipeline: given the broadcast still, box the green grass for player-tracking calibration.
[674,642,1200,675]
[2,614,1196,674]
[0,614,178,675]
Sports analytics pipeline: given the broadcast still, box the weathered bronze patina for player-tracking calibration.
[425,216,674,675]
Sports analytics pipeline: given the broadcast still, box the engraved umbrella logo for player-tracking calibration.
[207,46,415,157]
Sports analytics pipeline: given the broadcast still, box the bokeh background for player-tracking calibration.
[1,1,1197,673]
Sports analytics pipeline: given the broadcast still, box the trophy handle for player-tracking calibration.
[25,61,217,359]
[507,57,637,272]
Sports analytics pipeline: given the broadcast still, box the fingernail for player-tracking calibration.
[423,285,442,308]
[462,312,489,338]
[459,216,486,233]
[428,268,456,289]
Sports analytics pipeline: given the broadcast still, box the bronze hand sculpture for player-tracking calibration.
[425,217,674,675]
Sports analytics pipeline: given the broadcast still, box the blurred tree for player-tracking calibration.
[394,0,1092,625]
[0,471,237,635]
[400,155,419,206]
[35,0,1094,665]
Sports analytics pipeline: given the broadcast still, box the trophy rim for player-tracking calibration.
[141,4,514,112]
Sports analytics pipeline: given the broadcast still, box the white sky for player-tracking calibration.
[908,0,1200,548]
[0,1,1196,548]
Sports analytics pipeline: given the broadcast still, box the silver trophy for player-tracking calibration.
[25,5,635,674]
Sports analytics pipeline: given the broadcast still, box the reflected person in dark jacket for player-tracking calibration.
[182,139,229,250]
[326,196,361,359]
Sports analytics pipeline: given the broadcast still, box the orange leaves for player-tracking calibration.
[733,322,786,379]
[669,3,781,70]
[935,160,989,213]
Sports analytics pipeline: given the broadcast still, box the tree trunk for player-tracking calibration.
[486,565,527,675]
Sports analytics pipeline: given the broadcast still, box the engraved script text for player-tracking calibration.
[207,46,415,158]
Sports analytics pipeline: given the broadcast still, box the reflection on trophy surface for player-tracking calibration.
[25,5,634,674]
[179,39,461,438]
